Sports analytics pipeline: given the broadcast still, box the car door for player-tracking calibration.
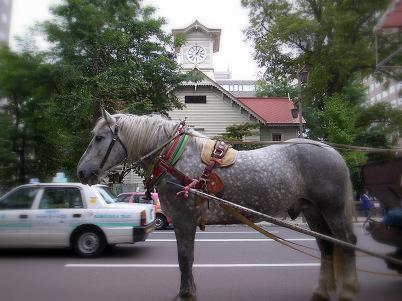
[0,186,39,246]
[31,186,85,246]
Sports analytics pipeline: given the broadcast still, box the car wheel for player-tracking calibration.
[73,229,106,258]
[155,214,168,230]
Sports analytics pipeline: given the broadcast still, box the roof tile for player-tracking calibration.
[237,97,305,124]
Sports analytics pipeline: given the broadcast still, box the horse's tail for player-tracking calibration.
[344,175,356,233]
[333,172,357,286]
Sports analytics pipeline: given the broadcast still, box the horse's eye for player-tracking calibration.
[95,135,104,142]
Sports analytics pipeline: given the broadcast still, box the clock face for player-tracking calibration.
[187,45,207,64]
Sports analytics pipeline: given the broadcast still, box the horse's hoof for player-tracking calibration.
[310,293,329,301]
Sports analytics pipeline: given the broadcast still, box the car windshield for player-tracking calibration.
[95,186,117,204]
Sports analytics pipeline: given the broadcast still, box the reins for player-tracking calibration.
[168,182,402,277]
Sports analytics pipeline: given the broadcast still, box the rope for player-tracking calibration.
[185,132,402,154]
[168,182,402,278]
[219,203,402,278]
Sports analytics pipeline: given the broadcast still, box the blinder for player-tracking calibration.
[99,123,127,170]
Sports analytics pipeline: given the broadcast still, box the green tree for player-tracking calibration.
[43,0,184,121]
[242,0,388,105]
[242,0,402,191]
[256,79,297,99]
[214,123,260,150]
[242,0,401,147]
[0,47,60,189]
[38,0,186,179]
[0,0,187,187]
[355,102,402,161]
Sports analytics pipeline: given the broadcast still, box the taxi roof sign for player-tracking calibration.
[53,172,68,183]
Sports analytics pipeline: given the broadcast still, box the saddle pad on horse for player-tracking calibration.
[201,139,238,166]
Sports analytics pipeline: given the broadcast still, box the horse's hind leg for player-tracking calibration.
[303,205,336,301]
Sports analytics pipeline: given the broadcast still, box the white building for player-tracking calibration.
[364,77,402,109]
[123,21,304,187]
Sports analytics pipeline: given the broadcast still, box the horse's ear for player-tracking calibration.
[101,108,116,125]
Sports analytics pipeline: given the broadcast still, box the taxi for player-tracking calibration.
[0,182,155,257]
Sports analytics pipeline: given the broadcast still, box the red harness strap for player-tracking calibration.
[199,141,228,183]
[177,140,230,198]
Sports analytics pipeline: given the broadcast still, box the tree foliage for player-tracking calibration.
[0,0,186,187]
[256,79,297,99]
[40,0,184,180]
[0,47,60,189]
[242,0,388,106]
[43,0,184,120]
[214,122,261,150]
[242,0,402,191]
[242,0,401,145]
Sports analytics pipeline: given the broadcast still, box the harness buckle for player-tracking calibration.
[213,148,224,157]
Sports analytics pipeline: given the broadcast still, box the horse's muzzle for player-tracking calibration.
[77,169,99,185]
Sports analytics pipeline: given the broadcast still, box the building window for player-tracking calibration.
[272,133,282,141]
[185,96,206,104]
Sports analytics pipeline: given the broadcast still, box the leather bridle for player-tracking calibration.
[99,123,128,170]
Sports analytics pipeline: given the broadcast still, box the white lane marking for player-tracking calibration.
[65,263,319,268]
[154,231,279,234]
[148,238,315,242]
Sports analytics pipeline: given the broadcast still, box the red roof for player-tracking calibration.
[375,0,402,32]
[238,97,305,125]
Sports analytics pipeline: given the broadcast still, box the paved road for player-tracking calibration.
[0,224,401,301]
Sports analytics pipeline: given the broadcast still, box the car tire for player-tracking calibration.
[73,228,106,258]
[155,214,168,230]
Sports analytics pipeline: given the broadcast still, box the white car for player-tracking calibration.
[0,183,155,257]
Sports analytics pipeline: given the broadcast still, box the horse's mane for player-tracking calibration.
[98,113,206,160]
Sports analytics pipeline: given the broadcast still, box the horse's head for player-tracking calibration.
[77,109,127,185]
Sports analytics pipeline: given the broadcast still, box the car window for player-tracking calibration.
[96,186,117,204]
[0,187,39,210]
[117,194,131,203]
[138,196,153,204]
[132,196,140,203]
[39,187,83,209]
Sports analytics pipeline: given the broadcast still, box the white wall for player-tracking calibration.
[260,126,298,141]
[169,86,259,138]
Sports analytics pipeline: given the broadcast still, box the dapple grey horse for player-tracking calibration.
[77,110,359,301]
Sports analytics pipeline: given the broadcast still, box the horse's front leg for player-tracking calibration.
[172,206,197,300]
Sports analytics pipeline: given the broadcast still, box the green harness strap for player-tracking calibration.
[144,134,190,187]
[169,134,190,166]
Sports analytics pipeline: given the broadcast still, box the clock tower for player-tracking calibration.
[172,21,221,79]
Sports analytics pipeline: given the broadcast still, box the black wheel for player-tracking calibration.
[155,214,168,230]
[73,229,106,258]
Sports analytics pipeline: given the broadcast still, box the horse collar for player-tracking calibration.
[144,122,190,191]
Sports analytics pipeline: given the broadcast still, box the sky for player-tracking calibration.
[9,0,262,80]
